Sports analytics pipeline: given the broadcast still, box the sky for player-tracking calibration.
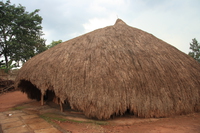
[6,0,200,54]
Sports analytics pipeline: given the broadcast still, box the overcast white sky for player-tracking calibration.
[8,0,200,54]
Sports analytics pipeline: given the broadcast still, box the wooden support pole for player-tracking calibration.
[41,93,44,106]
[60,100,64,112]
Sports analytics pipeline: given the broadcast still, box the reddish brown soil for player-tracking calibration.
[57,113,200,133]
[0,91,33,112]
[1,91,200,133]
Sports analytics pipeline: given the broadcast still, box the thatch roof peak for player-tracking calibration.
[114,18,127,26]
[15,19,200,120]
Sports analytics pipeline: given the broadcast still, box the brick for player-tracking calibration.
[28,121,52,130]
[3,125,29,133]
[21,114,38,120]
[23,117,45,124]
[34,127,61,133]
[0,117,20,124]
[1,121,24,130]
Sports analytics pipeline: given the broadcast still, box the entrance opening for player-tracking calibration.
[111,108,134,119]
[18,80,72,111]
[44,90,71,110]
[44,90,55,101]
[18,80,41,101]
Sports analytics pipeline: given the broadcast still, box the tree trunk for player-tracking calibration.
[3,33,9,69]
[4,53,8,69]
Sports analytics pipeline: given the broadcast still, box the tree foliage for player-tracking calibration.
[188,38,200,63]
[47,40,62,49]
[0,0,47,69]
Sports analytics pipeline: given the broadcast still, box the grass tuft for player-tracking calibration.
[39,113,108,125]
[11,106,27,110]
[39,113,67,124]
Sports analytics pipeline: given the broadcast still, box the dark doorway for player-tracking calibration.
[18,80,41,101]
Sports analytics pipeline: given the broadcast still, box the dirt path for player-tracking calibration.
[0,91,200,133]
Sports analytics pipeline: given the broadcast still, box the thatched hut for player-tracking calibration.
[15,19,200,120]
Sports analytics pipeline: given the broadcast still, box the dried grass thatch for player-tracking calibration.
[15,19,200,120]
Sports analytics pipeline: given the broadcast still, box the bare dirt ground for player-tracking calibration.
[0,91,33,112]
[0,91,200,133]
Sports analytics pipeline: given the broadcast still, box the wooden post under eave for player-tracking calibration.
[41,93,44,106]
[60,100,64,112]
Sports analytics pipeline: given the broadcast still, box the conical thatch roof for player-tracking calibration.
[15,19,200,120]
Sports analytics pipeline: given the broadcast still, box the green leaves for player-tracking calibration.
[0,0,46,68]
[188,38,200,63]
[0,59,17,73]
[47,40,63,49]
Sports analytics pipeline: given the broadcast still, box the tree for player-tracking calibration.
[188,38,200,63]
[47,40,62,49]
[0,0,47,69]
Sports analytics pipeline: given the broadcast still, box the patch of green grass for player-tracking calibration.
[39,114,54,124]
[11,106,27,110]
[93,121,108,125]
[39,113,67,124]
[67,119,84,123]
[63,118,108,125]
[39,113,108,125]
